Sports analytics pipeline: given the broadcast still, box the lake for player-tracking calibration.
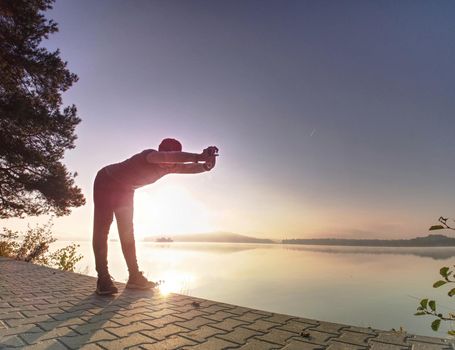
[53,240,455,338]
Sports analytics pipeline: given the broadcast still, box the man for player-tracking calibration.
[93,138,218,295]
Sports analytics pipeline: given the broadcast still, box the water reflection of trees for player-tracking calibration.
[142,242,455,260]
[283,245,455,260]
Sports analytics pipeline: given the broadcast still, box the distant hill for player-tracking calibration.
[282,234,455,247]
[144,232,274,244]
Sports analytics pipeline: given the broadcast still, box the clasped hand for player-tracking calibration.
[200,146,219,170]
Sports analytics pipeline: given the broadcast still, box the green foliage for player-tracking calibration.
[415,217,455,335]
[15,221,56,265]
[0,221,83,271]
[0,228,19,257]
[431,319,442,332]
[0,0,85,218]
[440,267,451,278]
[49,243,82,272]
[433,280,447,288]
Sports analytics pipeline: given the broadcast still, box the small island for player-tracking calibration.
[155,237,173,243]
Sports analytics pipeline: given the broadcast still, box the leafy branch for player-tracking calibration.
[415,217,455,335]
[429,217,455,232]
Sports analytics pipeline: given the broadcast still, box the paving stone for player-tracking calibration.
[237,339,281,350]
[5,314,52,327]
[203,311,236,322]
[20,339,69,350]
[409,336,450,345]
[282,340,325,349]
[326,341,368,350]
[333,330,377,346]
[59,330,118,349]
[97,333,157,348]
[369,341,410,350]
[142,308,176,319]
[0,311,25,320]
[127,300,155,309]
[77,344,105,350]
[174,309,207,320]
[143,314,186,328]
[255,328,297,345]
[199,304,232,314]
[344,326,378,335]
[147,301,175,311]
[71,320,122,334]
[52,309,95,321]
[168,297,195,307]
[310,321,345,335]
[0,305,37,315]
[169,303,199,313]
[409,343,452,350]
[210,318,250,332]
[277,319,319,334]
[216,326,263,345]
[0,324,42,337]
[176,316,216,331]
[141,324,189,340]
[223,306,252,316]
[372,332,411,346]
[180,325,227,343]
[140,335,197,349]
[233,312,267,323]
[263,313,297,324]
[22,307,63,318]
[37,317,86,331]
[244,319,280,333]
[117,306,151,317]
[8,299,49,308]
[105,322,154,337]
[20,327,79,345]
[182,337,238,350]
[0,334,26,347]
[34,302,73,310]
[110,313,153,325]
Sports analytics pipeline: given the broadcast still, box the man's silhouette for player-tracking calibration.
[92,138,218,295]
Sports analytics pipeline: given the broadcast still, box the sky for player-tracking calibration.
[4,0,455,240]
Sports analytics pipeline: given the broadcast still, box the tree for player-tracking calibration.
[415,217,455,335]
[0,0,85,218]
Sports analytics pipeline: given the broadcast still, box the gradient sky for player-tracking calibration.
[4,0,455,240]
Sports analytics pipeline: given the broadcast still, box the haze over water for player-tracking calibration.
[55,240,455,337]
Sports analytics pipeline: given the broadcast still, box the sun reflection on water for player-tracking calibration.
[157,270,195,296]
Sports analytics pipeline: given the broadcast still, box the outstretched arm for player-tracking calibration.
[172,163,209,174]
[146,151,202,164]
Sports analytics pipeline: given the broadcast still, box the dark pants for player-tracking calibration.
[92,168,139,277]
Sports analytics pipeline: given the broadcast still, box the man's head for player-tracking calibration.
[158,138,182,152]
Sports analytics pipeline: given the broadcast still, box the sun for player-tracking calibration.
[133,184,214,239]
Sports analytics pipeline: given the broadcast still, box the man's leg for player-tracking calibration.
[115,193,155,290]
[114,202,140,275]
[92,202,114,277]
[92,177,119,295]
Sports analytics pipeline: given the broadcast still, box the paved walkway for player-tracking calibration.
[0,257,453,350]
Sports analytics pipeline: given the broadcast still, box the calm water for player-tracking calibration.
[54,241,455,338]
